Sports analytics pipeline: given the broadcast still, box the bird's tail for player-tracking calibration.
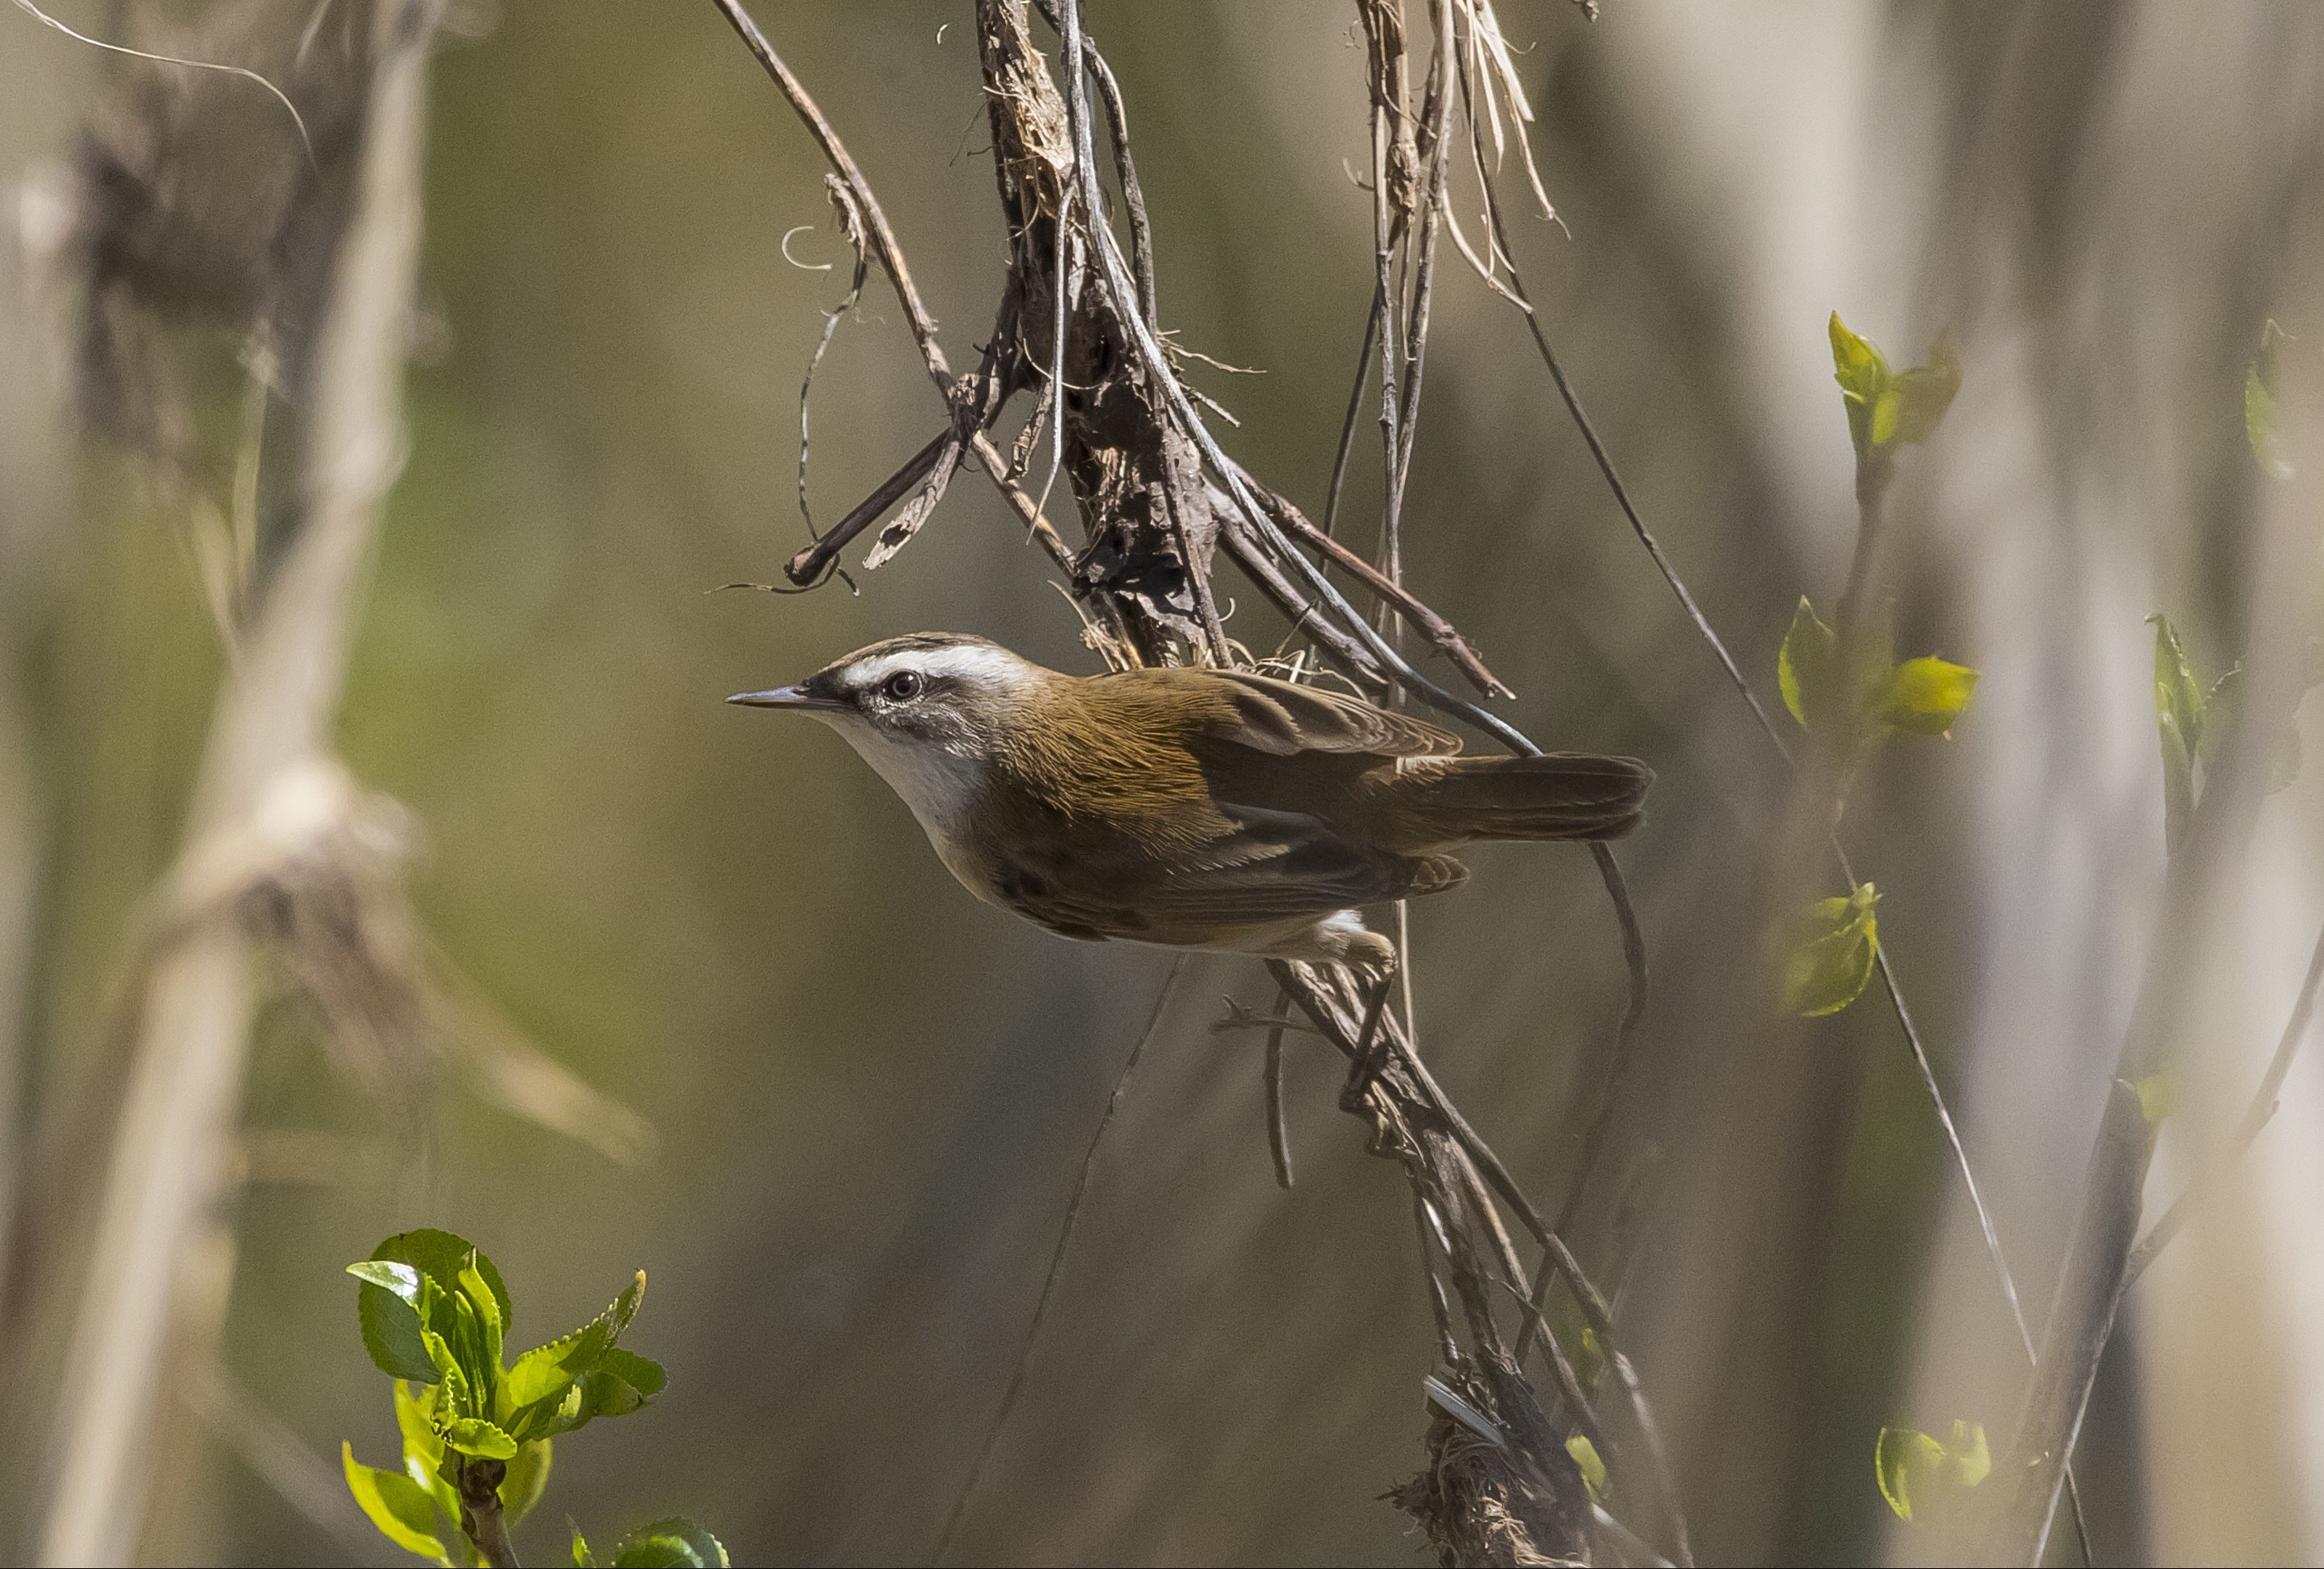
[1393,753,1651,845]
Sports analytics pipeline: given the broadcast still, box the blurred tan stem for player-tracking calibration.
[36,3,439,1561]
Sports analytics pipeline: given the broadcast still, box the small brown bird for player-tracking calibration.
[730,633,1650,968]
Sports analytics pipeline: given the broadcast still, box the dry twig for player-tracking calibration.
[717,2,1682,1560]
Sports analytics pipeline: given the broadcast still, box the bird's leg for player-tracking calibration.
[1338,967,1400,1111]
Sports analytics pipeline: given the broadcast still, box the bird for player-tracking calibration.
[729,632,1650,970]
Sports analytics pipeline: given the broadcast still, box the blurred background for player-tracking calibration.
[2,1,2322,1563]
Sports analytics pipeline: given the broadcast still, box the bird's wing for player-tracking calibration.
[995,803,1425,943]
[1158,804,1411,916]
[1176,669,1465,760]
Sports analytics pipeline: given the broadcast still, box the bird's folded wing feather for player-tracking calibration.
[1006,803,1421,940]
[1180,670,1465,760]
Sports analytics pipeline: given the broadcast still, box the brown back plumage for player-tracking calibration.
[767,641,1653,954]
[958,665,1650,945]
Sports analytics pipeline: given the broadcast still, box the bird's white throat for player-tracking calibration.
[814,715,987,875]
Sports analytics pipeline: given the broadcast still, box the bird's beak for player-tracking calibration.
[726,686,844,713]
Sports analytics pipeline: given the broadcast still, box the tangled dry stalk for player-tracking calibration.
[715,2,1687,1562]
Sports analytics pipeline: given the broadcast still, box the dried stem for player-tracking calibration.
[1456,54,2080,1552]
[720,4,1680,1559]
[932,956,1187,1561]
[714,0,1078,586]
[2127,917,2324,1283]
[1263,988,1296,1190]
[37,5,442,1562]
[1235,470,1510,697]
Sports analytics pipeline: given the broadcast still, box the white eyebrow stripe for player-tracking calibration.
[847,644,1027,688]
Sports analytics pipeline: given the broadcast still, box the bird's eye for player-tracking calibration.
[881,670,924,702]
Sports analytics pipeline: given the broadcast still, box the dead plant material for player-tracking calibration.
[717,2,1684,1562]
[1389,1403,1586,1568]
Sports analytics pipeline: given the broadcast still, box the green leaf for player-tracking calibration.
[2248,319,2293,478]
[1874,1426,1946,1522]
[356,1233,513,1386]
[1830,315,1962,453]
[442,1418,520,1460]
[376,1231,513,1327]
[1944,1420,1992,1489]
[573,1528,598,1568]
[604,1271,647,1337]
[352,1262,439,1383]
[1881,657,1979,737]
[607,1518,731,1568]
[394,1379,446,1471]
[499,1439,553,1529]
[1778,597,1838,731]
[390,1382,461,1535]
[1565,1435,1609,1504]
[1830,312,1891,455]
[563,1354,661,1435]
[344,1443,451,1564]
[595,1347,666,1398]
[1891,332,1962,445]
[2150,615,2202,850]
[507,1273,653,1438]
[350,1259,422,1295]
[2134,1072,2175,1126]
[1782,884,1881,1019]
[460,1258,505,1377]
[1875,1421,1990,1523]
[424,1328,468,1398]
[1869,386,1902,447]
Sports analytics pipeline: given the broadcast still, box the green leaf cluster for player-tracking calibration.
[2149,614,2305,853]
[344,1229,676,1566]
[1830,313,1960,457]
[2247,319,2293,478]
[1875,1419,1990,1522]
[1779,597,1978,764]
[1564,1435,1609,1505]
[1782,883,1881,1019]
[572,1518,732,1567]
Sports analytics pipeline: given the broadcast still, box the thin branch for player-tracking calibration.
[783,428,949,587]
[1324,278,1383,540]
[1554,842,1650,1237]
[715,1,950,379]
[1264,988,1296,1190]
[1390,0,1458,509]
[1281,957,1689,1559]
[1497,1277,1691,1567]
[2127,915,2324,1283]
[1412,1190,1465,1366]
[1455,65,2076,1553]
[931,955,1187,1563]
[718,0,1078,582]
[9,0,315,168]
[1210,504,1392,692]
[1082,42,1158,331]
[1465,130,1789,761]
[1233,467,1510,697]
[1847,843,2034,1358]
[797,186,872,546]
[1066,67,1536,754]
[727,12,1667,1560]
[39,4,442,1559]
